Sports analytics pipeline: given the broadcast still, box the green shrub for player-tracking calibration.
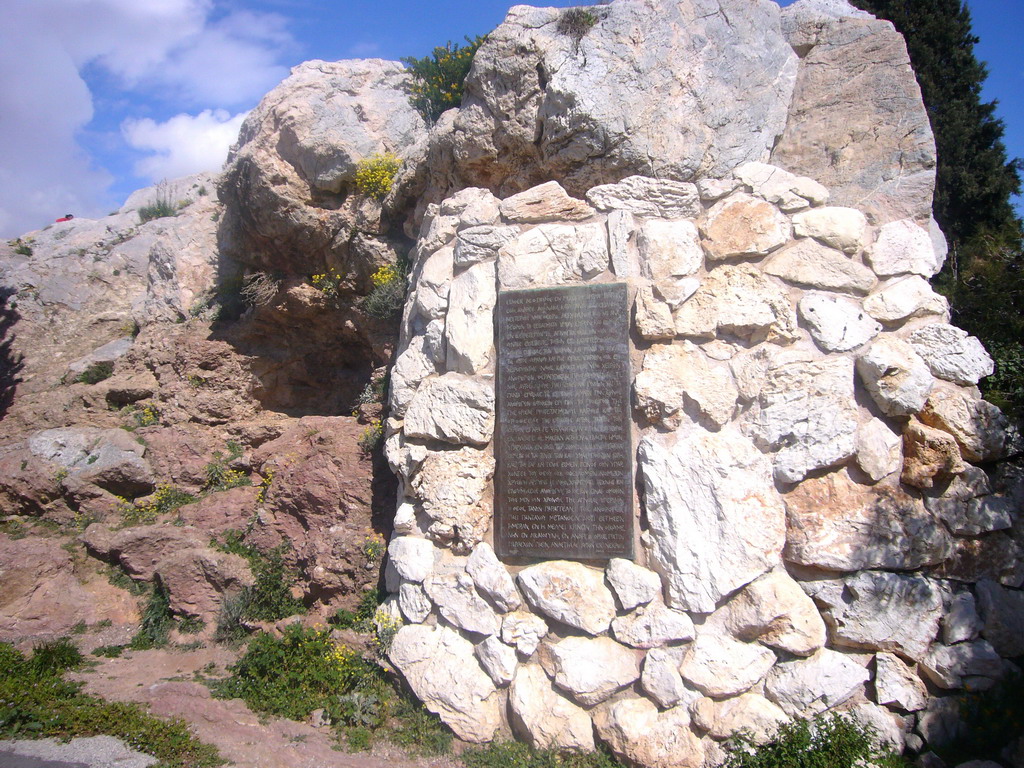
[361,262,407,319]
[203,451,251,492]
[129,583,173,650]
[464,741,624,768]
[12,238,32,256]
[402,36,486,123]
[355,374,389,407]
[74,361,114,385]
[357,419,384,453]
[30,638,84,677]
[138,183,179,223]
[558,8,600,41]
[117,484,195,526]
[723,713,909,768]
[331,586,384,631]
[354,153,401,200]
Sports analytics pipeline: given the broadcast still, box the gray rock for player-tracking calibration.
[692,693,789,744]
[975,580,1024,657]
[764,648,869,717]
[920,640,1002,689]
[919,384,1007,463]
[587,176,701,218]
[499,181,595,223]
[874,652,928,712]
[422,567,500,636]
[606,558,662,611]
[867,219,942,277]
[509,663,594,751]
[445,260,496,375]
[398,582,432,623]
[454,225,518,267]
[856,337,935,417]
[640,646,698,709]
[475,635,518,686]
[385,537,437,584]
[734,161,829,210]
[593,697,705,768]
[411,446,494,552]
[497,222,608,289]
[680,634,777,698]
[763,238,877,294]
[909,324,995,386]
[942,590,982,645]
[403,373,494,446]
[501,611,549,657]
[863,275,949,324]
[637,219,703,280]
[28,427,154,496]
[792,207,868,254]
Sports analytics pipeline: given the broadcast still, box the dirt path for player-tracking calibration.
[70,646,461,768]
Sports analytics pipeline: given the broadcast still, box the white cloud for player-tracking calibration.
[123,109,248,182]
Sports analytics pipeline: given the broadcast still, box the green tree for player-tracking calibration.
[852,0,1024,413]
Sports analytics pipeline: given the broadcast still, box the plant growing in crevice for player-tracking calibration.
[74,361,114,384]
[239,271,280,308]
[138,182,179,223]
[360,263,407,319]
[357,418,384,454]
[311,268,345,303]
[129,583,173,650]
[354,153,401,200]
[402,36,486,123]
[558,8,599,41]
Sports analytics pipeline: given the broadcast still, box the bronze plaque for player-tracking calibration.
[495,283,633,560]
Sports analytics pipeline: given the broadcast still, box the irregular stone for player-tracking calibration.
[403,373,494,446]
[454,225,518,267]
[697,176,741,201]
[411,446,494,551]
[874,653,928,712]
[692,693,789,744]
[611,600,696,649]
[638,219,703,280]
[509,663,594,751]
[606,558,662,611]
[763,238,876,294]
[919,384,1007,463]
[445,260,496,375]
[641,647,698,710]
[634,342,739,429]
[155,548,253,620]
[384,431,429,486]
[411,245,454,321]
[680,634,776,698]
[714,570,826,657]
[838,699,906,752]
[518,561,616,635]
[932,534,1024,588]
[675,264,798,342]
[607,209,634,277]
[729,345,814,402]
[586,177,701,218]
[798,293,880,352]
[475,636,518,686]
[764,648,869,717]
[417,208,459,255]
[902,418,967,490]
[855,418,904,482]
[639,426,785,613]
[916,697,962,748]
[734,162,829,210]
[867,219,941,277]
[856,338,935,417]
[660,277,701,309]
[863,276,949,324]
[388,624,500,742]
[783,469,951,571]
[539,636,642,706]
[497,222,608,289]
[975,579,1024,657]
[398,582,432,623]
[792,207,868,253]
[909,324,995,386]
[442,187,501,228]
[501,611,549,657]
[920,640,1002,689]
[28,427,154,497]
[466,542,520,612]
[423,568,500,636]
[593,698,704,768]
[701,192,790,260]
[810,571,943,660]
[499,181,595,223]
[388,337,439,417]
[933,491,1013,536]
[745,357,860,483]
[385,537,437,584]
[634,286,677,341]
[81,524,206,581]
[943,591,982,645]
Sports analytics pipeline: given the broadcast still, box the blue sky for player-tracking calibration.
[1,0,1021,238]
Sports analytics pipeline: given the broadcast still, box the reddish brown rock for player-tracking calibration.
[902,418,967,490]
[156,548,254,619]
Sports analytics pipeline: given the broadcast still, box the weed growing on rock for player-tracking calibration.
[138,182,179,223]
[203,450,251,492]
[0,641,223,766]
[117,484,195,526]
[370,609,401,657]
[74,361,114,384]
[29,638,84,677]
[11,238,33,256]
[239,271,280,308]
[402,36,485,123]
[255,470,274,504]
[361,262,407,319]
[354,153,401,200]
[330,586,384,631]
[122,403,160,429]
[558,8,599,41]
[723,713,909,768]
[311,268,345,303]
[355,373,389,407]
[129,583,173,650]
[357,419,383,453]
[938,668,1024,764]
[362,533,385,564]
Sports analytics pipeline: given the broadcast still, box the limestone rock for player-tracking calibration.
[920,640,1002,689]
[539,636,642,706]
[837,699,906,752]
[501,611,549,657]
[783,469,951,571]
[606,558,662,611]
[389,337,439,417]
[909,324,995,386]
[509,663,594,751]
[919,384,1006,463]
[917,697,962,748]
[518,561,616,635]
[445,260,496,375]
[423,568,500,636]
[639,427,785,613]
[856,338,935,417]
[411,245,454,322]
[792,207,867,254]
[863,276,949,324]
[466,543,520,613]
[855,418,904,482]
[385,537,437,584]
[692,693,789,744]
[674,264,798,343]
[641,647,698,710]
[634,286,677,341]
[608,209,635,276]
[975,580,1024,657]
[634,342,738,429]
[611,600,696,649]
[764,648,869,717]
[874,653,928,712]
[745,357,860,483]
[28,427,154,497]
[475,636,518,686]
[403,374,494,446]
[497,222,608,289]
[734,162,829,210]
[934,493,1014,537]
[587,177,701,218]
[698,176,741,202]
[902,418,967,490]
[798,293,880,352]
[943,590,982,645]
[411,446,495,551]
[499,181,595,223]
[763,238,876,294]
[398,582,432,623]
[701,192,790,260]
[809,571,943,660]
[454,225,518,267]
[932,534,1024,588]
[867,219,941,277]
[638,219,703,280]
[388,624,500,742]
[714,570,826,657]
[593,698,704,768]
[680,634,777,698]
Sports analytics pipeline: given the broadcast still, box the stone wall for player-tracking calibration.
[382,164,1021,765]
